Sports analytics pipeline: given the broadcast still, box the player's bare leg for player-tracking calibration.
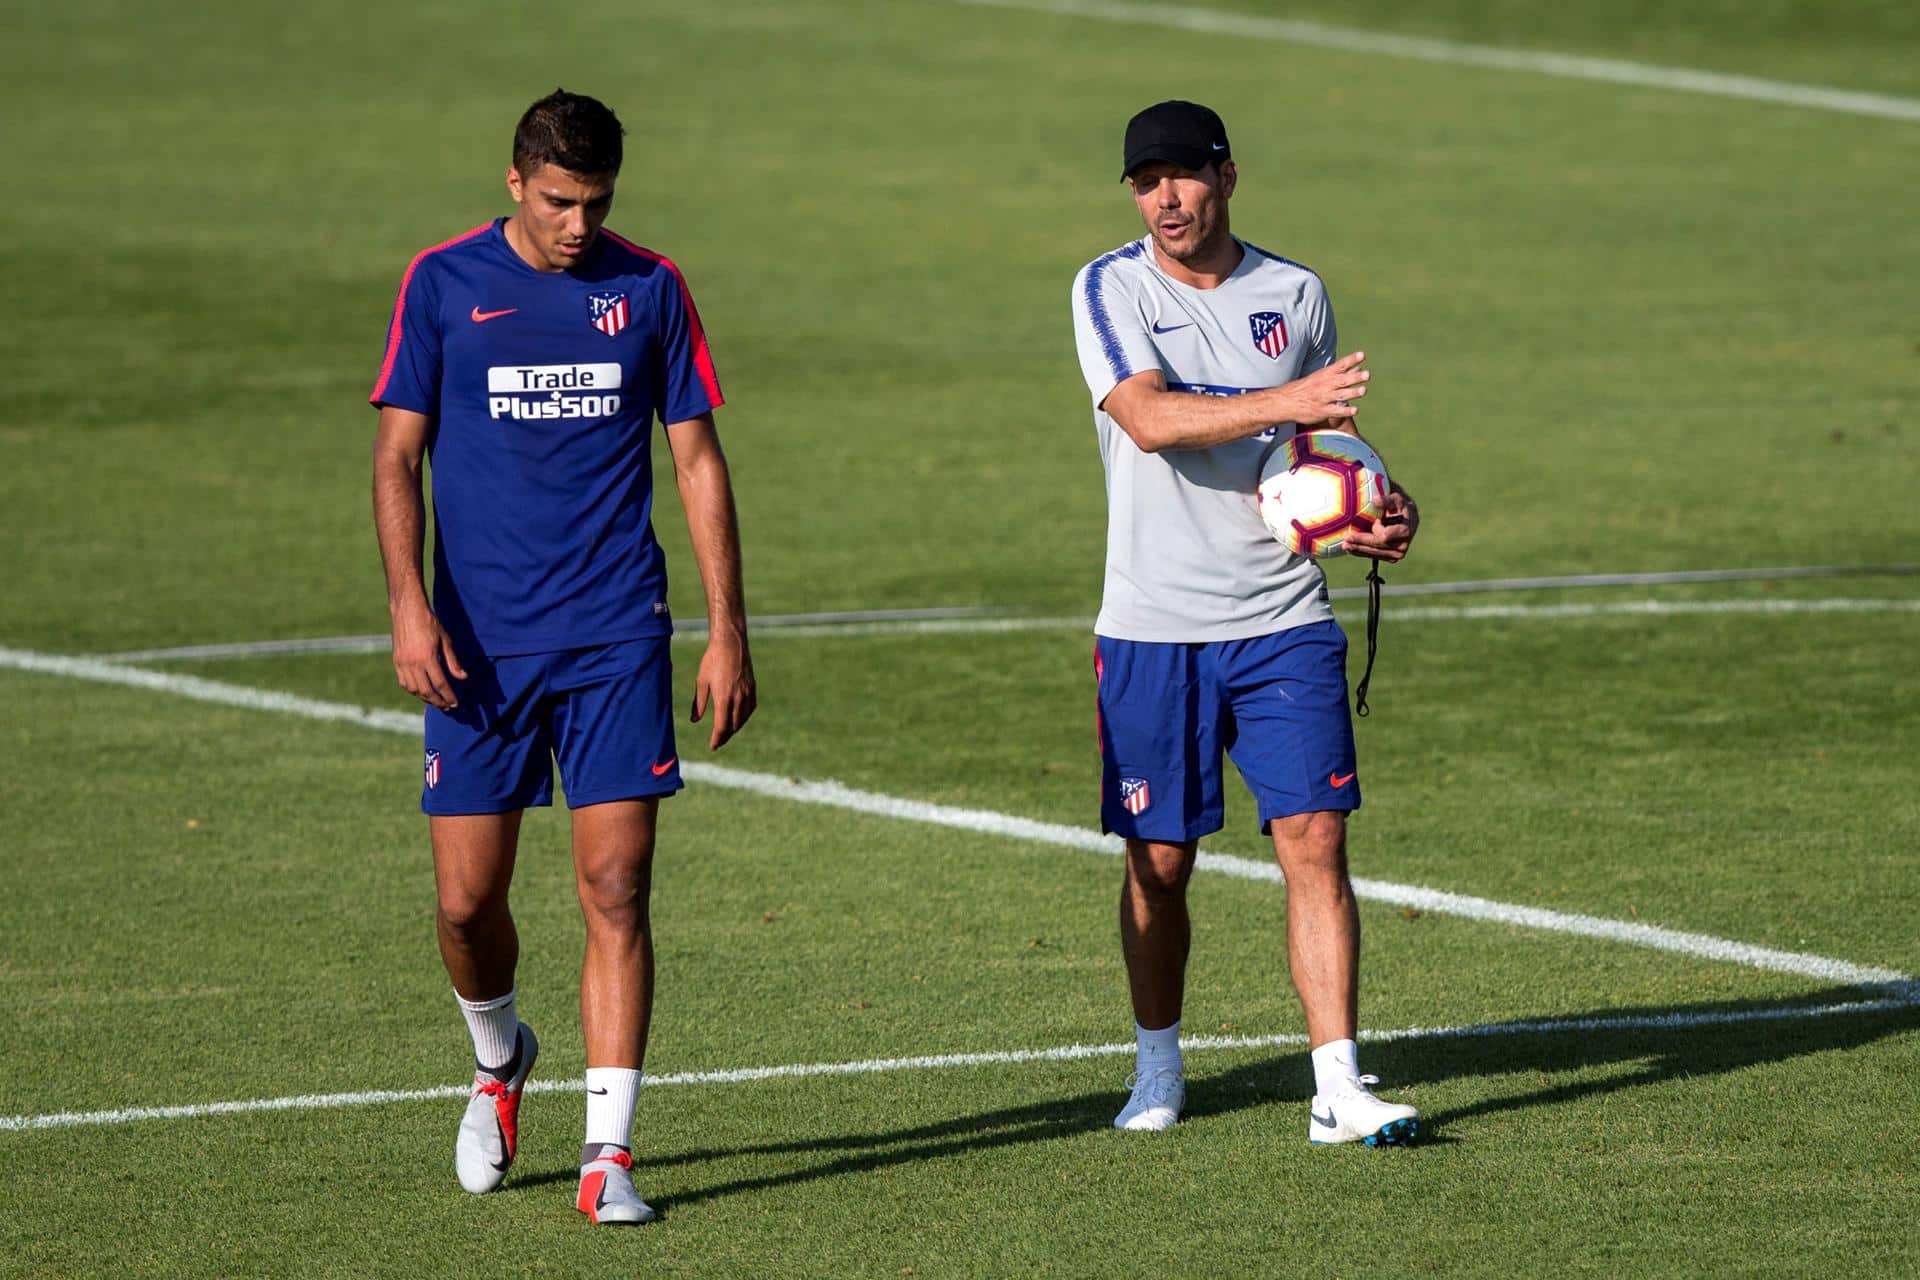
[1121,839,1196,1028]
[432,812,524,999]
[1268,811,1357,1045]
[572,799,659,1066]
[432,812,542,1190]
[1270,810,1417,1145]
[1114,838,1194,1130]
[570,798,659,1224]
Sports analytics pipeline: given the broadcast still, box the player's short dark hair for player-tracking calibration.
[512,89,625,177]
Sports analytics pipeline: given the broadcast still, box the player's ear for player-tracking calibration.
[1218,160,1237,199]
[505,166,525,204]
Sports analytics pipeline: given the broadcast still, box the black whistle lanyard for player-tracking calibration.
[1353,560,1383,717]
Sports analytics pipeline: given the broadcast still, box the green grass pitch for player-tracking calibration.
[1,1,1916,1276]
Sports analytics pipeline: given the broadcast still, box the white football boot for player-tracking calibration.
[454,1022,539,1193]
[1308,1074,1418,1146]
[1113,1066,1186,1131]
[577,1149,657,1225]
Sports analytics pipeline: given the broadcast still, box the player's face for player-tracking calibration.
[1128,161,1236,264]
[505,164,617,272]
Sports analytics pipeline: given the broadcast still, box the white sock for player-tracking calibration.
[1135,1020,1182,1074]
[1311,1038,1361,1096]
[584,1067,643,1152]
[455,989,519,1073]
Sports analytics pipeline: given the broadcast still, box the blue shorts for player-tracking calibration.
[1095,621,1360,842]
[421,637,681,816]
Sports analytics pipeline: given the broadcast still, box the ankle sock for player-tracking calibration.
[1311,1038,1361,1096]
[455,989,519,1075]
[584,1066,643,1152]
[1135,1019,1182,1074]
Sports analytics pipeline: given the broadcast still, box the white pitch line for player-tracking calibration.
[1346,564,1918,600]
[2,645,1910,995]
[661,761,1915,991]
[1386,597,1920,624]
[957,0,1920,124]
[6,996,1908,1133]
[696,596,1920,639]
[89,593,1920,659]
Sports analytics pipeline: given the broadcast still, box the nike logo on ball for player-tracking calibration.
[1151,321,1193,334]
[470,306,517,323]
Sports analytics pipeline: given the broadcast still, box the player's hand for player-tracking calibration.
[1278,351,1369,426]
[391,598,467,710]
[1346,486,1419,562]
[692,629,756,750]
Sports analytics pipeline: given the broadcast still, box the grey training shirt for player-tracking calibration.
[1072,236,1339,642]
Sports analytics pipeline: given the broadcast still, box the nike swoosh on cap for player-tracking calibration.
[471,306,517,323]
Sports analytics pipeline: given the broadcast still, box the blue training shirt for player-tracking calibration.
[370,218,723,658]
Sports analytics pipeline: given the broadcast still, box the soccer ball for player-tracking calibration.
[1256,429,1390,558]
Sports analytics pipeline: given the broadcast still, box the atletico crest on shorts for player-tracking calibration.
[587,291,630,338]
[424,749,441,789]
[1248,311,1289,360]
[1120,776,1151,815]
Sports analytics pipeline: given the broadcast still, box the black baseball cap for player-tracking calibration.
[1121,100,1231,178]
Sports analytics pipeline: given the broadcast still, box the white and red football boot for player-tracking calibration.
[577,1148,656,1225]
[454,1022,538,1193]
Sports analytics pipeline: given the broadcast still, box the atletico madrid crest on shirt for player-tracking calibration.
[1248,311,1289,360]
[588,291,630,338]
[1120,776,1151,815]
[424,749,441,790]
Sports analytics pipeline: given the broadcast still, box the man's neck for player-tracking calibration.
[504,216,564,274]
[1150,233,1242,290]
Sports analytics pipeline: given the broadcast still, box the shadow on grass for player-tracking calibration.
[1369,982,1919,1138]
[505,983,1918,1211]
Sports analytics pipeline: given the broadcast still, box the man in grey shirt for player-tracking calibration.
[1070,100,1421,1144]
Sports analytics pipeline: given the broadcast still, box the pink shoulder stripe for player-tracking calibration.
[600,230,725,410]
[369,222,493,406]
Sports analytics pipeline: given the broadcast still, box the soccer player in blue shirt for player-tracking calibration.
[369,90,754,1225]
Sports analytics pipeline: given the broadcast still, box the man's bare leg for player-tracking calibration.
[1271,809,1418,1143]
[571,798,659,1067]
[1115,838,1196,1130]
[431,812,524,1001]
[568,798,661,1223]
[1267,810,1357,1047]
[1120,838,1197,1029]
[433,811,539,1192]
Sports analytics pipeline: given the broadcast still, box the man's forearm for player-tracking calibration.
[1109,354,1366,454]
[675,449,748,636]
[371,455,430,614]
[1120,384,1308,453]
